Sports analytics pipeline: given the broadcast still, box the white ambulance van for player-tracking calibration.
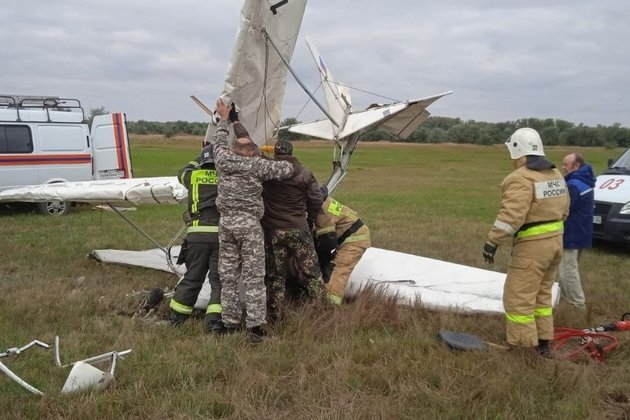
[592,147,630,244]
[0,95,132,215]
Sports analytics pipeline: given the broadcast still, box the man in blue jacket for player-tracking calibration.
[559,153,596,309]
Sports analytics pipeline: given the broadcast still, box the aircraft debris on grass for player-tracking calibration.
[0,336,131,396]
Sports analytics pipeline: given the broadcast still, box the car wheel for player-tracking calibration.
[36,200,72,216]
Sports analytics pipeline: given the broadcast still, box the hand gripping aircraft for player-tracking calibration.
[0,0,560,316]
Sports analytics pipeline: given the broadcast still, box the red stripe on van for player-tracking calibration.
[0,154,92,166]
[112,113,130,178]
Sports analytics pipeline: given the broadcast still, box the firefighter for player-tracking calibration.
[483,127,569,357]
[315,188,371,305]
[168,145,223,333]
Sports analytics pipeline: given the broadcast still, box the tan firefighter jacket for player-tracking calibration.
[488,164,569,246]
[315,197,368,245]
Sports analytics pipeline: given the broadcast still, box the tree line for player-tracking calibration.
[123,117,630,148]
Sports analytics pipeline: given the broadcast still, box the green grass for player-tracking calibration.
[0,136,629,419]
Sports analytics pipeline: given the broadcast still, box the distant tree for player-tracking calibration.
[121,115,629,146]
[540,126,560,145]
[87,106,108,128]
[555,119,574,133]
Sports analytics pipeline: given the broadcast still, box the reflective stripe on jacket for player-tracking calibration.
[488,164,569,245]
[315,197,369,245]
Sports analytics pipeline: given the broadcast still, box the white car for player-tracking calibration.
[593,147,630,243]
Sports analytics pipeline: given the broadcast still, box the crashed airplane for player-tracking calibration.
[0,0,560,316]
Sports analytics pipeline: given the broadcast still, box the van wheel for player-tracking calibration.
[37,201,72,216]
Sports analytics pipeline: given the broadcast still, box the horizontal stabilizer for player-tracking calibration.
[288,91,452,141]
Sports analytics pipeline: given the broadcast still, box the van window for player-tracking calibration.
[0,125,33,153]
[38,125,85,152]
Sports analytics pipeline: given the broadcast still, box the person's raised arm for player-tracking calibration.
[211,98,232,164]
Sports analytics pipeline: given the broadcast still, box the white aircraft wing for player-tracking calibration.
[90,245,560,314]
[0,177,187,205]
[347,248,559,314]
[288,91,452,141]
[204,0,307,146]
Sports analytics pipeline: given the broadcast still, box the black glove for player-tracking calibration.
[482,242,497,264]
[321,262,334,284]
[176,240,189,266]
[316,232,338,267]
[229,103,239,123]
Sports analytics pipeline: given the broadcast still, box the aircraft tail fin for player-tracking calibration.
[305,37,351,135]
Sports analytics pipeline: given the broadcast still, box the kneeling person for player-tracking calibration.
[315,188,371,304]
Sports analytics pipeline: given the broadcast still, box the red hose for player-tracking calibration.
[553,327,618,362]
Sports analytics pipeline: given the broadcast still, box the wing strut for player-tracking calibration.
[327,133,360,195]
[105,203,186,274]
[263,28,339,127]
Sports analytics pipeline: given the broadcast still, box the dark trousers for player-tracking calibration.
[172,241,221,315]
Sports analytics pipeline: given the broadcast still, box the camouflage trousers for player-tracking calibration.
[219,212,266,329]
[264,226,323,323]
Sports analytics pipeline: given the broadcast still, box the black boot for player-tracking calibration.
[204,314,226,335]
[537,339,552,359]
[247,325,267,343]
[168,311,189,327]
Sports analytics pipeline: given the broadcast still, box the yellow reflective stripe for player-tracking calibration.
[316,226,335,236]
[534,307,552,317]
[169,299,193,315]
[186,226,219,234]
[191,173,200,213]
[516,221,563,239]
[206,304,222,314]
[342,233,369,244]
[327,293,342,305]
[327,199,343,216]
[505,313,535,324]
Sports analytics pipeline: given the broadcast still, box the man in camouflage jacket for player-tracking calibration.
[210,98,294,341]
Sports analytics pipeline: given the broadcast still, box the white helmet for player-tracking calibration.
[505,128,545,159]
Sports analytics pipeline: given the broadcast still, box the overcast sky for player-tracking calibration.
[2,1,629,126]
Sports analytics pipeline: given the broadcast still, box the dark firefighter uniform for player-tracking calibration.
[169,146,222,330]
[485,128,569,350]
[315,194,371,305]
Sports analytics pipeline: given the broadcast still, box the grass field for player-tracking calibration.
[1,136,629,419]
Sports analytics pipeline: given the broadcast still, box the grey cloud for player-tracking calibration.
[1,0,629,125]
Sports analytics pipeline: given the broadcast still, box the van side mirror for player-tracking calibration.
[607,158,614,167]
